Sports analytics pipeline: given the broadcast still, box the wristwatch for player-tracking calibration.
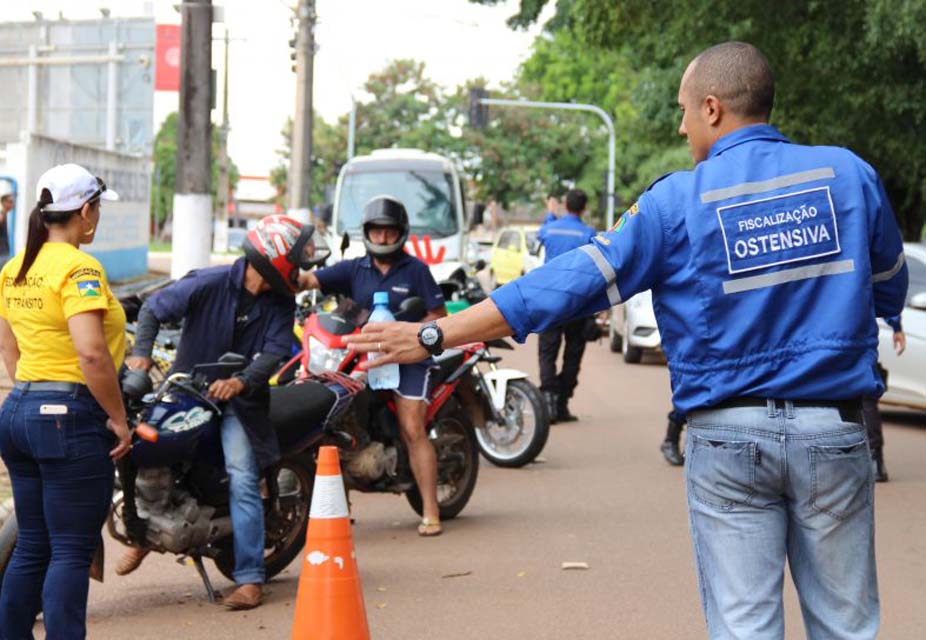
[417,321,444,356]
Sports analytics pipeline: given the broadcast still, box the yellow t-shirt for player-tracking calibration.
[0,242,126,382]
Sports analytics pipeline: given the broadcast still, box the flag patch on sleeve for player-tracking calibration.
[77,280,102,297]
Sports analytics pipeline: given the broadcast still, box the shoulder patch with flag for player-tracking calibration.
[77,280,102,297]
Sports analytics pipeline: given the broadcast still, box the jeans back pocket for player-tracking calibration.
[688,434,757,511]
[25,411,75,460]
[809,440,871,520]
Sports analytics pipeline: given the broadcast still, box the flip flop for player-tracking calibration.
[417,517,442,537]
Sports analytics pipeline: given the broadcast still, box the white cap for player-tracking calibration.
[36,164,119,212]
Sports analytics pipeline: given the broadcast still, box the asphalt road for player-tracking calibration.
[25,338,926,639]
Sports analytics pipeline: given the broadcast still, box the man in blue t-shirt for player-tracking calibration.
[535,189,596,422]
[300,196,447,536]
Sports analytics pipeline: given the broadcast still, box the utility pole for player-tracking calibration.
[172,0,213,279]
[213,26,230,253]
[287,0,315,224]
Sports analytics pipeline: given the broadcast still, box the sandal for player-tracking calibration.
[417,517,442,537]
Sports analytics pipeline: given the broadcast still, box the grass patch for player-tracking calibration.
[150,240,171,252]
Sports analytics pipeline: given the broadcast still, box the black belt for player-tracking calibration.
[712,397,863,423]
[14,381,87,394]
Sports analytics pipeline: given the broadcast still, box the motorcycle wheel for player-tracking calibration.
[213,453,315,582]
[475,379,550,468]
[0,513,17,589]
[406,406,480,521]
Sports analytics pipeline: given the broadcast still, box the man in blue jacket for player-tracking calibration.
[116,216,324,610]
[348,42,907,638]
[536,189,596,422]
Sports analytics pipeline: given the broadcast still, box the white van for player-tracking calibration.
[330,149,469,266]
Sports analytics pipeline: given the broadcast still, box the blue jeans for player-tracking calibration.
[686,401,878,640]
[0,387,115,640]
[220,409,265,585]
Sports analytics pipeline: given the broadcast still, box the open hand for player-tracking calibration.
[893,331,906,356]
[106,418,132,460]
[208,377,246,401]
[341,321,429,369]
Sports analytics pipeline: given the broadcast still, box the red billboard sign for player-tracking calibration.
[155,24,181,92]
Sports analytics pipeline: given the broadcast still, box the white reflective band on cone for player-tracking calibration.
[309,475,350,519]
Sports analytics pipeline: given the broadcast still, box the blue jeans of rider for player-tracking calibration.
[221,409,265,585]
[0,387,115,640]
[685,401,878,640]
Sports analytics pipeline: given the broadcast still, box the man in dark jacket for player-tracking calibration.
[115,216,325,610]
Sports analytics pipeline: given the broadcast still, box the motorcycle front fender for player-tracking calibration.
[480,368,529,412]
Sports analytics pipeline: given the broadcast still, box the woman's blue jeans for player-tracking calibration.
[0,387,115,640]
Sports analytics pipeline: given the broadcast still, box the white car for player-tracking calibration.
[878,242,926,410]
[609,289,661,363]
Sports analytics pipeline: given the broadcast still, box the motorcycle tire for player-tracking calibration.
[475,379,550,468]
[0,512,16,589]
[213,453,315,583]
[406,406,479,521]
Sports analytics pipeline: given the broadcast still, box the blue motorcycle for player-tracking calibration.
[104,354,360,601]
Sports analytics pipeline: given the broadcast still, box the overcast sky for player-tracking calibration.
[1,0,551,177]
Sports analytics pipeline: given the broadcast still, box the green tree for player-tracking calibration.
[474,0,926,237]
[150,113,240,239]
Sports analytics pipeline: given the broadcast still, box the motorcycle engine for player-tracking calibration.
[132,467,231,553]
[343,442,398,482]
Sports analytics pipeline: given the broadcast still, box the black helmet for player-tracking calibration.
[361,195,409,260]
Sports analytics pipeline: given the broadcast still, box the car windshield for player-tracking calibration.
[337,169,458,238]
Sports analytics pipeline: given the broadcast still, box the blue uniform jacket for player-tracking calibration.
[145,257,295,468]
[491,125,908,412]
[537,214,596,262]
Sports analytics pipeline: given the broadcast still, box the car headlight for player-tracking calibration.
[308,336,350,375]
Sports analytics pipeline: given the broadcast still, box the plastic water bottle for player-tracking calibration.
[367,291,400,390]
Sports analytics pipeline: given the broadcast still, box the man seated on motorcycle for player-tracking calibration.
[117,215,327,609]
[300,195,447,536]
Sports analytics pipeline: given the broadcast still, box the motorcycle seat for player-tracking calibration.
[271,381,337,450]
[429,349,467,386]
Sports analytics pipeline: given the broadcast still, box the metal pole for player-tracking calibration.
[213,27,230,253]
[26,45,38,133]
[347,94,356,161]
[287,0,315,223]
[172,0,213,279]
[105,41,118,150]
[479,98,617,229]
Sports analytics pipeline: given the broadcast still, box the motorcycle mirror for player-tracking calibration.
[218,352,249,367]
[473,259,487,272]
[340,231,351,254]
[395,296,426,322]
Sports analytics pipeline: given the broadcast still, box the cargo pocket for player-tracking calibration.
[688,434,757,511]
[810,440,871,520]
[25,412,74,460]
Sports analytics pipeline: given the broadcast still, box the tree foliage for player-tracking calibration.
[151,112,239,237]
[472,0,926,237]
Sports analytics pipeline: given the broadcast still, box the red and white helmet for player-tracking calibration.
[242,215,329,296]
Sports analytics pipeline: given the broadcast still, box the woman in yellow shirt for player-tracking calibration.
[0,164,130,639]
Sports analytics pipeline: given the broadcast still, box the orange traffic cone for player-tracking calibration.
[292,446,370,640]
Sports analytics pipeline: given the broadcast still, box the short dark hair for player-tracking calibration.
[688,41,774,120]
[565,189,587,214]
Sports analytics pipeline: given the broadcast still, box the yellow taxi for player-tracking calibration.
[488,225,542,288]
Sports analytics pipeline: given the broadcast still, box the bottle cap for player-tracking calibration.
[373,291,389,306]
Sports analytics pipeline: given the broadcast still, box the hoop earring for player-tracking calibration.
[82,224,96,239]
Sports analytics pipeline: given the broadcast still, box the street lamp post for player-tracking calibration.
[478,98,617,229]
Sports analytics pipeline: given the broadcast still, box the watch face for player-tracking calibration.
[421,325,439,346]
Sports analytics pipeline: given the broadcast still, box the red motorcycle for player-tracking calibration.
[273,297,480,521]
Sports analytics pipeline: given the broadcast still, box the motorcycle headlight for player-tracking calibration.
[308,336,350,375]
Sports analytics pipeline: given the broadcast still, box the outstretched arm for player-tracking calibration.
[342,297,513,367]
